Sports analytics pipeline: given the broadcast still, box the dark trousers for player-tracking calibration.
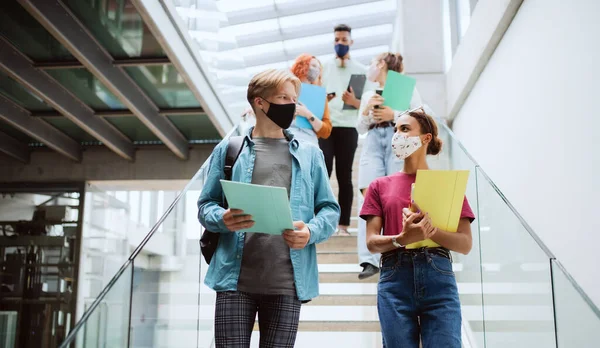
[318,127,358,226]
[214,291,302,348]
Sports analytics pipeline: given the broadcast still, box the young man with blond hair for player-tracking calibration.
[198,69,340,348]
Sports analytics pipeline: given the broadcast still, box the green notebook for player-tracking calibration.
[382,70,416,111]
[220,180,294,235]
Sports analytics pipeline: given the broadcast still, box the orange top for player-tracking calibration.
[291,54,331,139]
[315,100,333,139]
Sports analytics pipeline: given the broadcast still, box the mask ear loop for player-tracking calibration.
[257,97,271,116]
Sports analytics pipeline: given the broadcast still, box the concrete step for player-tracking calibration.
[317,264,376,283]
[307,295,377,306]
[318,281,552,296]
[285,304,553,326]
[251,332,382,348]
[319,272,377,284]
[318,263,363,272]
[317,252,358,264]
[253,321,381,332]
[317,235,357,252]
[135,282,551,308]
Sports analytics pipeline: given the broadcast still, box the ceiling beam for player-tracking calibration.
[0,95,80,161]
[132,0,234,136]
[0,144,216,183]
[219,44,387,73]
[232,10,395,49]
[33,57,172,70]
[225,0,383,26]
[31,107,206,118]
[19,0,189,160]
[0,38,134,161]
[242,33,392,67]
[0,129,30,163]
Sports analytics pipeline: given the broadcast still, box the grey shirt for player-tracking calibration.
[237,137,296,296]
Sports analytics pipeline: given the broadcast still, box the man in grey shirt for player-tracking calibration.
[237,137,296,296]
[198,69,340,348]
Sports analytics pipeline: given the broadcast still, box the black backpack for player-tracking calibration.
[200,136,245,264]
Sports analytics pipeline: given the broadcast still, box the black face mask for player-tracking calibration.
[259,98,296,129]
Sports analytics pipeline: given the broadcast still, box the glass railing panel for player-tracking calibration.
[70,263,133,348]
[436,121,486,347]
[195,167,218,348]
[62,125,240,347]
[125,125,239,347]
[79,185,131,326]
[128,174,206,348]
[127,126,240,347]
[475,167,556,348]
[551,260,600,347]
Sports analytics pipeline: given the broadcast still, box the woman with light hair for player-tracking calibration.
[355,52,423,280]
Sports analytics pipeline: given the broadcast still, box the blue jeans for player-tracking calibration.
[357,126,402,189]
[357,126,403,267]
[377,249,462,348]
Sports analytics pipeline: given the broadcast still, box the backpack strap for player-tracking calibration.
[222,136,245,209]
[200,135,245,264]
[224,136,245,181]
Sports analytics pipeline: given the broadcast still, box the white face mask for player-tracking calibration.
[367,63,380,82]
[391,133,422,160]
[307,66,320,83]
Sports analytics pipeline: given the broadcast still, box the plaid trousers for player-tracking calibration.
[215,291,302,348]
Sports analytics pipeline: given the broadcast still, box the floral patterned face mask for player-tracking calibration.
[391,133,422,160]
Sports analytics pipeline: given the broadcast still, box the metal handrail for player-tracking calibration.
[59,125,240,348]
[61,117,600,347]
[438,120,600,318]
[440,121,556,258]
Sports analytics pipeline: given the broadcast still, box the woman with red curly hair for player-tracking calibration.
[289,54,333,145]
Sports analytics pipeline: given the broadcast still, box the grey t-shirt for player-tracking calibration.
[237,137,296,296]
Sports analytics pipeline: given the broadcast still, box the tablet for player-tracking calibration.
[343,74,367,110]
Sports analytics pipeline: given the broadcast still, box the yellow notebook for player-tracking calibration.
[406,170,469,249]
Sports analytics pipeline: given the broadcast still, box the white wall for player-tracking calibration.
[452,0,600,306]
[446,0,522,119]
[391,0,447,117]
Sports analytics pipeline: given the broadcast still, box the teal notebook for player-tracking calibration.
[296,83,326,129]
[382,70,416,111]
[220,180,294,235]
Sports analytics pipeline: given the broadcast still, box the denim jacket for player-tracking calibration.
[197,127,340,301]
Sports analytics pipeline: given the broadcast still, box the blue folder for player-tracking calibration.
[295,83,326,129]
[220,180,294,235]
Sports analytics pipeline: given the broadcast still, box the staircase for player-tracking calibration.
[60,126,600,348]
[248,235,381,348]
[254,138,382,347]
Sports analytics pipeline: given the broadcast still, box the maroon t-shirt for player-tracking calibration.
[360,172,475,236]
